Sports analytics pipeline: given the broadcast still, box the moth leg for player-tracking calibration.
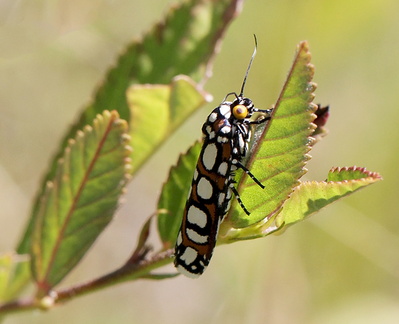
[253,107,273,115]
[236,161,265,189]
[249,108,273,125]
[230,183,251,215]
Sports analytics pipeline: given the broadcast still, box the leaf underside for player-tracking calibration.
[31,111,130,291]
[127,76,208,171]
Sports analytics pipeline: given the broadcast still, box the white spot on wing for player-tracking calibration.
[218,162,228,176]
[219,105,231,118]
[202,143,217,170]
[218,192,226,206]
[208,112,217,122]
[180,246,197,264]
[176,232,182,245]
[176,264,201,278]
[197,177,213,200]
[187,205,207,228]
[217,136,229,143]
[186,229,208,244]
[226,188,232,200]
[220,125,231,134]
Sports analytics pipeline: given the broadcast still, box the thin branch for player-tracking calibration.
[57,249,174,302]
[0,298,38,315]
[0,249,175,316]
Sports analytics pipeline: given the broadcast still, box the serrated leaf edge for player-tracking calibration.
[32,110,131,291]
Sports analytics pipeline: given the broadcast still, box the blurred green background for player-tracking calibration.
[1,0,398,323]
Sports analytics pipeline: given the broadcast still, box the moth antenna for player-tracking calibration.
[239,34,258,97]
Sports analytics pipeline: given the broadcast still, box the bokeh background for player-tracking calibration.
[1,0,398,323]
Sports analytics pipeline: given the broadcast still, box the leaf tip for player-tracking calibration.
[298,40,310,51]
[329,166,382,181]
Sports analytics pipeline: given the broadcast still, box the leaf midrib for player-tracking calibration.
[41,114,117,286]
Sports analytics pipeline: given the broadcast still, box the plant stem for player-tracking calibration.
[0,249,175,316]
[57,248,174,301]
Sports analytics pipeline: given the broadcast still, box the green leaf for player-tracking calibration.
[17,0,242,262]
[33,0,242,190]
[217,214,284,244]
[275,167,382,227]
[12,0,242,296]
[69,0,241,173]
[0,253,30,302]
[157,141,202,248]
[127,76,208,171]
[30,111,131,292]
[222,41,317,231]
